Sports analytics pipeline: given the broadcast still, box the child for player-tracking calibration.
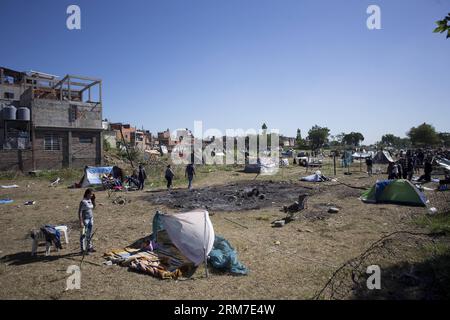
[78,188,96,254]
[165,165,175,190]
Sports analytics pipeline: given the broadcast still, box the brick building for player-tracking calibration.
[0,67,103,171]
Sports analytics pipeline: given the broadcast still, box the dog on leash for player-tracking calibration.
[30,229,54,256]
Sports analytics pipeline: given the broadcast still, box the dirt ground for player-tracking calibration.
[0,161,449,300]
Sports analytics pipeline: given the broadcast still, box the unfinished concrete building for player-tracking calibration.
[0,67,103,171]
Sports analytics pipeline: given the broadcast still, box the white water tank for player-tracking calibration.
[2,105,17,120]
[16,107,30,121]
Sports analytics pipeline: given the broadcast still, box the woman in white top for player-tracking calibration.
[78,188,96,254]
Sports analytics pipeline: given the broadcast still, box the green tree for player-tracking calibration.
[261,123,268,131]
[438,132,450,147]
[381,134,401,147]
[433,13,450,39]
[295,128,306,148]
[407,123,440,147]
[342,132,365,146]
[307,125,330,151]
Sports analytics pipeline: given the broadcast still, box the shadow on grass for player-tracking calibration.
[351,252,450,300]
[0,251,82,266]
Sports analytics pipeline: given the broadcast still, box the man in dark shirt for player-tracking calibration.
[418,158,433,182]
[366,157,373,176]
[138,164,147,191]
[185,163,196,190]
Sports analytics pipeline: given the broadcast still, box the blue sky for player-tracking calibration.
[1,0,449,144]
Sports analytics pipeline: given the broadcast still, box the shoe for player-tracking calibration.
[88,248,96,253]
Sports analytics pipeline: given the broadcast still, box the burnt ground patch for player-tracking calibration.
[144,180,317,212]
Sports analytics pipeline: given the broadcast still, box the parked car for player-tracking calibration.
[294,152,323,167]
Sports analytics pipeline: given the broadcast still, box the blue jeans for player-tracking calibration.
[80,218,93,251]
[188,176,193,189]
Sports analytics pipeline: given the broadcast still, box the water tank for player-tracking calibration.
[16,107,30,121]
[2,105,17,120]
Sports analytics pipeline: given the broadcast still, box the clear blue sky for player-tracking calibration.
[1,0,449,144]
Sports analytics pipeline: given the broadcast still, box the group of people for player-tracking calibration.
[364,149,437,183]
[388,151,434,182]
[164,163,196,191]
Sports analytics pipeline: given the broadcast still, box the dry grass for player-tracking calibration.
[0,159,448,300]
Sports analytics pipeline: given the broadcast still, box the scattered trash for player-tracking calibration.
[427,207,438,215]
[103,260,113,266]
[112,196,130,205]
[297,228,313,233]
[1,185,19,189]
[283,194,309,214]
[24,201,36,206]
[0,199,14,205]
[274,241,281,245]
[273,220,285,228]
[49,177,61,187]
[328,207,340,214]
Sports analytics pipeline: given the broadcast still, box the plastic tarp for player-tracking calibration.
[153,210,215,266]
[352,152,372,159]
[81,166,113,187]
[436,158,450,172]
[208,236,249,275]
[244,157,279,174]
[301,171,327,182]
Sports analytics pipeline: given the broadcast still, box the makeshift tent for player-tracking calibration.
[360,179,427,207]
[300,171,329,182]
[352,152,372,159]
[152,210,215,266]
[105,210,248,278]
[373,151,394,164]
[80,166,113,187]
[244,157,278,174]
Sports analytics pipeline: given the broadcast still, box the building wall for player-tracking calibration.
[0,149,33,171]
[31,99,102,129]
[0,129,102,171]
[70,131,101,168]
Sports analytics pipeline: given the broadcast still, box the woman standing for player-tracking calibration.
[78,188,96,254]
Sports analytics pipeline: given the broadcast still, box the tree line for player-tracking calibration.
[292,122,449,151]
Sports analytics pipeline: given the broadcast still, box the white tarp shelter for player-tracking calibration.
[81,166,113,187]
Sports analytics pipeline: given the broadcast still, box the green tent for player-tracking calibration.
[361,179,427,207]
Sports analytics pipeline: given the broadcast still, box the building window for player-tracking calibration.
[69,105,78,122]
[44,135,60,151]
[79,136,93,143]
[4,92,14,99]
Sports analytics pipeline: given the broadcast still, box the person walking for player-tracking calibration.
[78,188,96,255]
[407,156,414,181]
[185,163,196,190]
[138,164,147,191]
[418,158,433,182]
[366,156,373,177]
[165,165,175,191]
